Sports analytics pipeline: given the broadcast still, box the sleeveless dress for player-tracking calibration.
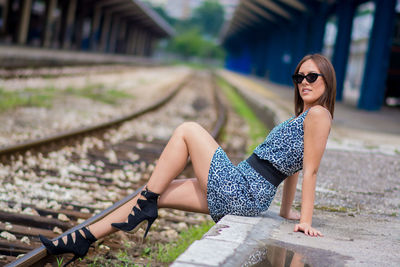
[207,108,311,222]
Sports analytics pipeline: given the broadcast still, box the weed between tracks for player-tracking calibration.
[65,84,133,105]
[0,84,133,112]
[216,77,269,154]
[0,87,54,111]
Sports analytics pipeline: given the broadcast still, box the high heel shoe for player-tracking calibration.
[39,226,97,266]
[111,186,159,238]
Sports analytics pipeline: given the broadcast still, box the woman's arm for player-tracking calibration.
[295,105,331,237]
[280,172,300,220]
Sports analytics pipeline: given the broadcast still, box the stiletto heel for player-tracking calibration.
[39,226,97,267]
[144,217,157,239]
[111,186,159,238]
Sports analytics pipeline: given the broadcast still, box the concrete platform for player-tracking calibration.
[172,70,400,267]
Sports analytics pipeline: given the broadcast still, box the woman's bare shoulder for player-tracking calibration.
[307,105,332,121]
[305,105,332,129]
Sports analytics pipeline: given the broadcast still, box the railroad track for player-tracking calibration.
[0,72,188,158]
[0,65,138,79]
[1,71,227,266]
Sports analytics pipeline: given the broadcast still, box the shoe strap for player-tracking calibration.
[74,229,85,245]
[141,187,160,200]
[66,232,74,247]
[81,227,97,242]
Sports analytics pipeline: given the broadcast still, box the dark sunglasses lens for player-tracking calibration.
[306,73,319,83]
[292,74,304,83]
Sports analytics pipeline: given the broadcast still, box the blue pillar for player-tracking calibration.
[267,30,282,82]
[358,0,397,110]
[225,51,234,70]
[307,3,329,54]
[280,29,293,85]
[265,34,277,79]
[259,37,270,77]
[228,43,252,74]
[291,14,309,74]
[249,39,258,75]
[331,0,357,101]
[254,37,268,77]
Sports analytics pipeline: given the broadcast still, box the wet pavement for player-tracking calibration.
[172,70,400,267]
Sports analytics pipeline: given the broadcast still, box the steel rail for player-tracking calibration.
[0,75,191,157]
[7,72,227,267]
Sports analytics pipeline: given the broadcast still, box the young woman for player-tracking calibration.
[39,54,336,265]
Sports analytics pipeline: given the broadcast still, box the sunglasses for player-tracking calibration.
[292,73,324,84]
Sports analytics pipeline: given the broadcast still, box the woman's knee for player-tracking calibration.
[174,121,203,138]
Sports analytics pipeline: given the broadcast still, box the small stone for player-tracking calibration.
[20,236,30,245]
[53,227,63,234]
[22,207,39,216]
[176,222,188,232]
[0,231,17,241]
[126,152,139,161]
[161,229,178,240]
[5,222,13,230]
[158,209,168,218]
[80,208,90,213]
[105,150,118,163]
[57,214,70,222]
[99,244,110,250]
[16,254,25,259]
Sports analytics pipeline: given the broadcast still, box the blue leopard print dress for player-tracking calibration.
[207,108,311,222]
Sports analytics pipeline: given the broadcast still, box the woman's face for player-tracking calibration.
[297,59,326,107]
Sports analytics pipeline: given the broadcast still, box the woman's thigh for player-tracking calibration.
[158,178,209,214]
[177,122,219,192]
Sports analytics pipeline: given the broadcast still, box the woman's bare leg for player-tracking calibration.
[88,122,218,239]
[158,179,209,213]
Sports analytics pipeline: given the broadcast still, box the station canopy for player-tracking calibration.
[87,0,175,37]
[220,0,326,43]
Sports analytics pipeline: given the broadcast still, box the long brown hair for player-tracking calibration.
[293,54,336,119]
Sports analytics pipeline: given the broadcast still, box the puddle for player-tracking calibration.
[242,239,352,267]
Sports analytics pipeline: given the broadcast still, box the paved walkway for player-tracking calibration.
[172,70,400,267]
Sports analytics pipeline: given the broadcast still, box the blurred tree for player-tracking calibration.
[169,28,204,59]
[191,0,225,38]
[149,1,226,64]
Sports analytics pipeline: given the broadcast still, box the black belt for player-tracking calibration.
[246,153,287,187]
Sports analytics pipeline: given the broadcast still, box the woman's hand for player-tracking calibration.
[294,222,323,237]
[280,208,300,220]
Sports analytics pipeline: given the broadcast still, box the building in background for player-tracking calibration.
[0,0,174,59]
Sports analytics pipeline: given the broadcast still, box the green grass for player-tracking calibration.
[0,83,133,112]
[0,87,55,111]
[65,84,133,104]
[216,77,269,154]
[154,220,215,264]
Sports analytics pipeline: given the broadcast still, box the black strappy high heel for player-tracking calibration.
[111,186,159,239]
[39,226,97,266]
